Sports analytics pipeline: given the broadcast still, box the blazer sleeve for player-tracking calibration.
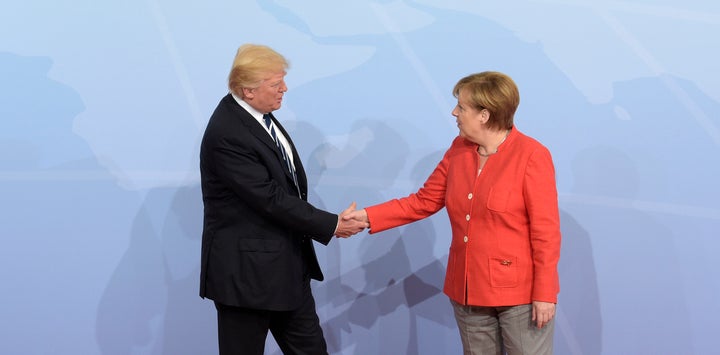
[365,144,451,234]
[523,146,561,302]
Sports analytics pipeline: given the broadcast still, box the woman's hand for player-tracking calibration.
[531,301,556,329]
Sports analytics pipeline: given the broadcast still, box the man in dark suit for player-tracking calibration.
[199,44,367,355]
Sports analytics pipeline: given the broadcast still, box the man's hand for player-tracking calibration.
[334,202,369,238]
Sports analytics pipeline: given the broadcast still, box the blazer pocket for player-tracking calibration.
[488,256,518,288]
[486,186,511,212]
[237,238,281,253]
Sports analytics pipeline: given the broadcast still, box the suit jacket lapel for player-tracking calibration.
[224,96,305,193]
[225,95,281,157]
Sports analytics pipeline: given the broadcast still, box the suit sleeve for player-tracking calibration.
[207,130,337,244]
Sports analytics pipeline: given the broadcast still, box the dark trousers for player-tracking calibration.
[214,281,327,355]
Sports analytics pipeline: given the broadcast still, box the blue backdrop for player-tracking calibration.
[2,1,718,354]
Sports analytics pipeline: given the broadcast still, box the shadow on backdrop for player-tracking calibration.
[309,121,459,354]
[556,211,602,355]
[567,146,693,354]
[96,184,214,354]
[0,52,141,355]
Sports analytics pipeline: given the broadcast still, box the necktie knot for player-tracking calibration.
[263,114,272,129]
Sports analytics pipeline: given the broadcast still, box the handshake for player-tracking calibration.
[334,202,370,238]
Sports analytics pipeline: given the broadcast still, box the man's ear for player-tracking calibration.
[242,87,254,100]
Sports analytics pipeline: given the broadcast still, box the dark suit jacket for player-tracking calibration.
[199,94,336,311]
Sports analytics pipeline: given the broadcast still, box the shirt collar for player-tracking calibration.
[231,92,266,127]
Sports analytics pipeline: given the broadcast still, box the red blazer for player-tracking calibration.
[366,128,561,306]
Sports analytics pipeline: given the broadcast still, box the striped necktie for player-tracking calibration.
[263,114,299,193]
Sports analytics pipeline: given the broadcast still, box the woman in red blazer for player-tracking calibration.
[346,71,561,355]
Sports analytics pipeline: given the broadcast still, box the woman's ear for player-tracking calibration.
[478,109,490,124]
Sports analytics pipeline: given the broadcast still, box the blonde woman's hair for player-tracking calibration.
[453,71,519,131]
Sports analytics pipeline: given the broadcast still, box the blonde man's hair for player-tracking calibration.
[228,44,289,97]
